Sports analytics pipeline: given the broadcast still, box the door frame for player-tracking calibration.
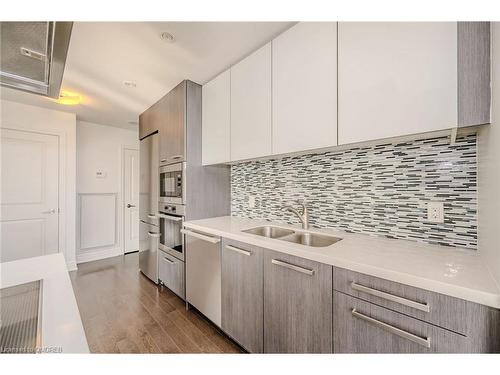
[1,125,70,267]
[121,145,140,254]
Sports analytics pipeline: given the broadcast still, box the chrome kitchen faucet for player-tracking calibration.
[281,200,309,230]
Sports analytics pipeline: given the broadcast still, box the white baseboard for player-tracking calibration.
[66,261,78,271]
[76,247,123,264]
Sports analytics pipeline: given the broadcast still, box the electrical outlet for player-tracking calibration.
[427,202,444,223]
[248,195,256,208]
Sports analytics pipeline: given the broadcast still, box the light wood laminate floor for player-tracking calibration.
[70,253,242,353]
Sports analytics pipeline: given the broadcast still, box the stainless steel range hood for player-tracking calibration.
[0,22,73,98]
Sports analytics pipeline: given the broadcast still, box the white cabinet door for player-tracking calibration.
[272,22,338,155]
[202,70,231,165]
[338,22,457,145]
[231,42,272,161]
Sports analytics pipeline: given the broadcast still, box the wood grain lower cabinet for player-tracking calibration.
[263,250,332,353]
[214,237,499,353]
[332,266,500,352]
[158,250,185,300]
[221,239,263,353]
[333,266,469,335]
[333,291,468,353]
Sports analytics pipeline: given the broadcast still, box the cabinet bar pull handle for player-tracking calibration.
[164,257,175,264]
[171,155,183,160]
[271,259,314,276]
[147,231,160,238]
[351,308,431,348]
[160,159,167,163]
[147,214,157,219]
[225,245,251,256]
[181,229,220,244]
[351,282,430,313]
[158,213,183,221]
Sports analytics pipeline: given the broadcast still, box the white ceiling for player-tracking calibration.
[1,22,293,129]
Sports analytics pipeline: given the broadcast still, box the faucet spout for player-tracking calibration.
[281,201,309,230]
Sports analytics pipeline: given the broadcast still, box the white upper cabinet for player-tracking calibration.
[202,70,231,165]
[231,43,272,161]
[338,22,458,145]
[272,22,338,155]
[201,22,478,164]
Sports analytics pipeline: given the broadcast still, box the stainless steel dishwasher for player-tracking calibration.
[181,228,222,327]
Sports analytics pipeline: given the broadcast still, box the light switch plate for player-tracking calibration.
[427,202,444,223]
[96,170,107,179]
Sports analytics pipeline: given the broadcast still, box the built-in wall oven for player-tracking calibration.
[158,203,185,261]
[159,162,185,204]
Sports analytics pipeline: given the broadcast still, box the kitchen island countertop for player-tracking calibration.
[0,253,89,353]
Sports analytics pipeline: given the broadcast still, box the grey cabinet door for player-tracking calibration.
[159,81,185,164]
[221,239,263,353]
[158,250,185,300]
[458,22,491,127]
[333,291,468,353]
[264,250,332,353]
[139,100,160,139]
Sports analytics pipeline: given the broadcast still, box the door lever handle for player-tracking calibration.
[41,208,57,214]
[127,204,136,208]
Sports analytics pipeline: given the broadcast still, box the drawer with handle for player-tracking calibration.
[333,291,468,353]
[333,267,469,335]
[158,250,185,300]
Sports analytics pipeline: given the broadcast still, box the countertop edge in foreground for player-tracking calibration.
[0,253,90,353]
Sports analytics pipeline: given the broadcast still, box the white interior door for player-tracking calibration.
[123,148,139,253]
[1,128,59,262]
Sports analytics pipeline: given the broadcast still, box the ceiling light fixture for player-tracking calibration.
[160,32,175,43]
[55,90,81,105]
[123,81,137,88]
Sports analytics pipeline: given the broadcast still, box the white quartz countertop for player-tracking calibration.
[184,216,500,309]
[0,253,89,353]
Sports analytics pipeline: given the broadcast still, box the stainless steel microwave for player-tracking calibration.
[159,162,185,204]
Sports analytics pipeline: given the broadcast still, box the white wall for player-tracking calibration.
[0,100,77,270]
[478,22,500,287]
[76,120,138,263]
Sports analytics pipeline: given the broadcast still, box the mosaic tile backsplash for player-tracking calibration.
[231,134,478,249]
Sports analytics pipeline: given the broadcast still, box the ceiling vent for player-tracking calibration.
[0,22,73,98]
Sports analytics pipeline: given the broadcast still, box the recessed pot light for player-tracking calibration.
[160,32,174,43]
[123,81,137,88]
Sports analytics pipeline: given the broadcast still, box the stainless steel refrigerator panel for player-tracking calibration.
[139,132,159,225]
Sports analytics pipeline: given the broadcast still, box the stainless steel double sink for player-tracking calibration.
[242,226,342,248]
